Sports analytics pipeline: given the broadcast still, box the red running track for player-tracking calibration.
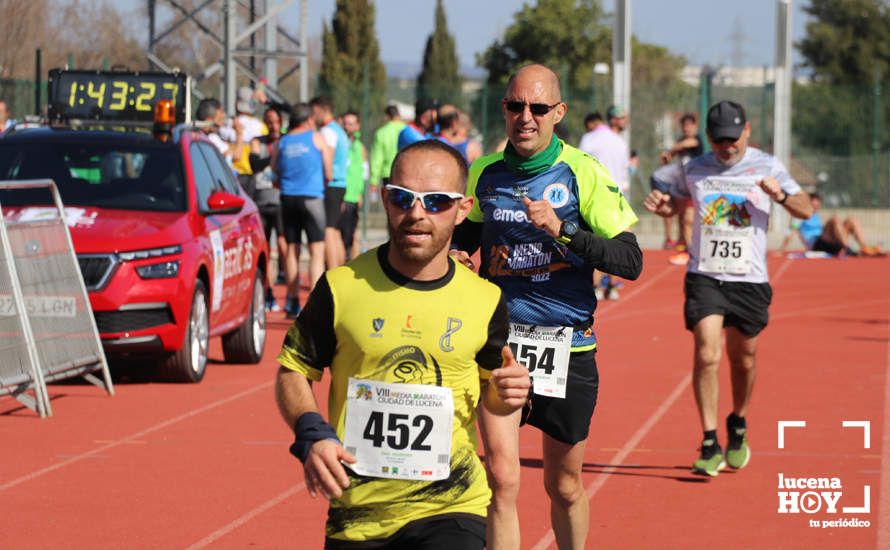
[1,249,887,549]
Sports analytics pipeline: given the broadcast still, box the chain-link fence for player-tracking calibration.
[4,71,886,238]
[0,78,44,120]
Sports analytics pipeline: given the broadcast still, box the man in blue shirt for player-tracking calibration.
[311,96,350,269]
[398,97,438,150]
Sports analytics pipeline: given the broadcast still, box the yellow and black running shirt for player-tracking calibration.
[278,244,509,543]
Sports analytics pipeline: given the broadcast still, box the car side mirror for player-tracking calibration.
[206,191,245,214]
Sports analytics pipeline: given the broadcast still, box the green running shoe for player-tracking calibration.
[692,440,726,477]
[726,427,751,469]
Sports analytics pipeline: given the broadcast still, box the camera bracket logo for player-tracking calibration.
[775,420,872,529]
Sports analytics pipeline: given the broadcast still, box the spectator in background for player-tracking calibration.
[582,111,603,133]
[310,96,350,270]
[658,112,703,254]
[578,105,630,197]
[457,111,484,164]
[275,103,332,318]
[435,103,477,165]
[783,192,882,256]
[195,98,244,167]
[369,104,405,194]
[235,87,267,143]
[340,110,367,260]
[0,100,14,134]
[229,87,268,193]
[398,97,438,150]
[579,105,632,300]
[249,107,288,312]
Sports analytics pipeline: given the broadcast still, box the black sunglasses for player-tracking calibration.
[385,184,464,213]
[503,100,561,116]
[713,137,739,145]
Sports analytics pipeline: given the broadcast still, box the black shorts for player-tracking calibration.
[812,236,844,256]
[258,204,283,243]
[325,186,347,228]
[338,202,360,246]
[281,195,326,244]
[683,272,772,336]
[525,349,598,445]
[324,514,485,550]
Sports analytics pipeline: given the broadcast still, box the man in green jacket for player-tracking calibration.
[369,105,406,195]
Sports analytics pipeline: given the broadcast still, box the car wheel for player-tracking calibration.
[221,271,266,364]
[158,280,209,382]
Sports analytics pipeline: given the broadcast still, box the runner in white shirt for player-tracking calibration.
[645,100,813,477]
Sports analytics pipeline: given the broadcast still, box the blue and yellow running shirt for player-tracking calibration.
[467,141,638,350]
[278,244,509,543]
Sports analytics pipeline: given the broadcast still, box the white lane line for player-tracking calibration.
[185,482,306,549]
[0,381,273,493]
[877,308,890,550]
[529,374,690,550]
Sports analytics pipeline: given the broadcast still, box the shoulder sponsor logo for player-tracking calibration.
[544,183,570,208]
[370,317,385,338]
[492,208,530,223]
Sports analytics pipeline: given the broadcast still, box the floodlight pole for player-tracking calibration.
[772,0,792,236]
[612,0,631,142]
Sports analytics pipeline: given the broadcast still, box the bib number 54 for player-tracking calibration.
[508,342,556,375]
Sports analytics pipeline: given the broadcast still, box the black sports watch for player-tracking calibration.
[557,220,580,245]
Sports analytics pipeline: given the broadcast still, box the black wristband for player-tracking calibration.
[289,412,341,463]
[777,191,789,204]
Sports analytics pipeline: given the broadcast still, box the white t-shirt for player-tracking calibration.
[236,114,266,144]
[578,125,629,195]
[653,147,802,283]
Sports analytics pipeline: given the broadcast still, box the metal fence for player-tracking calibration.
[0,180,113,417]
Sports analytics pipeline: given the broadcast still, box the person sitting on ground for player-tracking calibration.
[785,192,882,256]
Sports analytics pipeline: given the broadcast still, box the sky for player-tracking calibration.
[130,0,811,73]
[299,0,811,70]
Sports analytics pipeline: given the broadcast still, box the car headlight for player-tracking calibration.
[119,245,182,261]
[135,261,180,279]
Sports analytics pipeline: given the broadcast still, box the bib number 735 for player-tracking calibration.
[362,411,433,451]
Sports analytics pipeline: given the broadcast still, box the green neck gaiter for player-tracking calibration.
[503,135,562,176]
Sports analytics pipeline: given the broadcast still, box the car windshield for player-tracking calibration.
[0,140,186,212]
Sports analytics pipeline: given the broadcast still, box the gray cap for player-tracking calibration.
[236,86,256,114]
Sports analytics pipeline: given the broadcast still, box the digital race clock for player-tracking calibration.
[47,69,189,123]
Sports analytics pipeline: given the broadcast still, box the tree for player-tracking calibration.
[478,0,608,91]
[416,0,462,106]
[475,0,689,150]
[793,0,889,196]
[318,0,386,121]
[798,0,890,85]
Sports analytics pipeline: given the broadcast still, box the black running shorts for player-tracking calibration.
[281,195,325,244]
[683,272,772,336]
[811,236,844,256]
[525,349,599,445]
[258,203,283,243]
[325,186,347,228]
[324,514,485,550]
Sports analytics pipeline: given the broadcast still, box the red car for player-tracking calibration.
[0,127,269,382]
